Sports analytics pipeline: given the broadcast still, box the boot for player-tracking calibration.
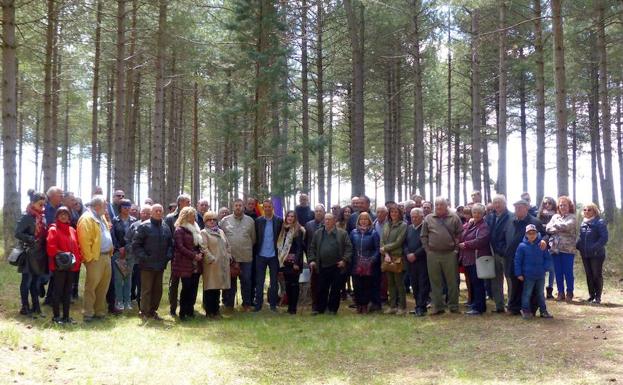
[556,292,565,302]
[361,305,369,314]
[546,287,554,300]
[356,306,362,314]
[565,292,573,303]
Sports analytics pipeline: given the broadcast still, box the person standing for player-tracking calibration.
[125,205,152,307]
[244,197,259,220]
[172,207,204,320]
[380,205,408,315]
[276,210,306,314]
[46,206,82,324]
[132,204,174,321]
[77,195,114,322]
[164,193,191,317]
[295,194,314,226]
[537,196,557,299]
[196,198,210,229]
[253,199,283,312]
[420,196,463,315]
[107,190,125,220]
[111,199,137,311]
[201,211,232,318]
[485,194,511,313]
[220,199,256,311]
[15,191,48,318]
[577,203,608,304]
[42,186,64,306]
[349,212,379,314]
[305,204,325,311]
[545,196,577,302]
[308,214,352,314]
[404,208,430,317]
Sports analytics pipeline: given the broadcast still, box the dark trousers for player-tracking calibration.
[131,264,141,303]
[317,265,343,313]
[106,260,115,311]
[52,270,74,318]
[20,272,41,311]
[352,275,372,306]
[168,275,180,315]
[310,271,320,311]
[408,257,431,312]
[370,261,382,307]
[255,256,279,310]
[179,273,201,318]
[466,265,486,313]
[283,272,300,313]
[582,257,604,300]
[140,270,163,316]
[72,269,80,298]
[222,261,253,307]
[203,289,220,316]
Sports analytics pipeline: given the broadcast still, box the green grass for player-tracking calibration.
[0,261,622,384]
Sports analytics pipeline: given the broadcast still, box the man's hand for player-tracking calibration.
[194,253,203,261]
[337,260,346,269]
[539,240,547,250]
[384,255,392,263]
[309,261,317,272]
[517,275,524,282]
[407,253,416,263]
[458,242,466,250]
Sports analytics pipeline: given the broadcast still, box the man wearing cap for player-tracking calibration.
[503,199,548,315]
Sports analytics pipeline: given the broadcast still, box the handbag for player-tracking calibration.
[284,253,296,266]
[55,252,76,271]
[230,260,241,278]
[381,254,403,273]
[475,247,496,279]
[354,256,373,276]
[8,243,26,266]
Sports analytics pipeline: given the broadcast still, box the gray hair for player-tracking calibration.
[314,204,326,212]
[434,196,448,206]
[90,195,106,208]
[177,193,191,205]
[471,203,486,215]
[492,194,507,204]
[46,186,63,197]
[410,207,424,216]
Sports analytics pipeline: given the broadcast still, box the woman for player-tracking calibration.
[15,191,48,318]
[337,206,353,231]
[200,211,232,318]
[380,205,407,315]
[537,197,557,299]
[546,196,577,302]
[46,206,82,324]
[577,203,608,304]
[458,204,491,315]
[349,212,380,314]
[458,206,472,305]
[276,210,305,314]
[172,207,204,320]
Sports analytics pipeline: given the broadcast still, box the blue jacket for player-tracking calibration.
[486,209,510,256]
[514,235,552,280]
[576,217,608,259]
[349,227,380,274]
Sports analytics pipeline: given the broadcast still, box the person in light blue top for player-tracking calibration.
[253,199,283,312]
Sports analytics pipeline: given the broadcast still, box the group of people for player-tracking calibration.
[13,185,609,324]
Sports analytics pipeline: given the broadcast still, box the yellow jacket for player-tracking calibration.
[77,210,112,263]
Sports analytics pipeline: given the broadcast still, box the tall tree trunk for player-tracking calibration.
[192,81,200,203]
[91,0,102,195]
[125,0,138,200]
[316,0,325,204]
[42,0,57,190]
[428,129,433,200]
[17,72,23,199]
[533,0,546,204]
[51,12,61,188]
[589,56,600,207]
[106,73,114,200]
[327,88,334,207]
[453,128,460,205]
[394,60,403,202]
[496,0,507,195]
[446,15,452,203]
[384,66,396,202]
[617,80,622,212]
[301,0,310,194]
[2,0,19,255]
[62,96,69,191]
[166,56,178,203]
[343,0,365,196]
[552,0,569,196]
[35,108,41,191]
[411,0,425,198]
[471,9,482,193]
[519,48,528,193]
[127,70,140,200]
[150,0,167,203]
[571,97,577,204]
[113,0,127,192]
[596,0,616,219]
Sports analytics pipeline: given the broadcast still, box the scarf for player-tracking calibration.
[182,222,204,246]
[357,223,370,233]
[277,226,297,267]
[208,223,219,233]
[27,204,45,239]
[583,215,596,224]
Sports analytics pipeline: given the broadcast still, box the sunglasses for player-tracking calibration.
[205,218,217,221]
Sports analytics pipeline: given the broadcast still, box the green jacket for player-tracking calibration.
[308,226,352,268]
[381,220,407,257]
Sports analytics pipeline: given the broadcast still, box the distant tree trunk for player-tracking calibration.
[571,97,577,204]
[150,0,167,203]
[435,131,442,196]
[301,0,310,194]
[316,0,325,204]
[519,48,528,193]
[127,70,140,200]
[91,0,102,195]
[411,0,425,198]
[327,88,334,207]
[62,96,69,191]
[125,0,138,200]
[42,0,57,190]
[617,80,622,211]
[446,17,452,203]
[136,97,142,204]
[428,129,433,200]
[533,0,546,204]
[496,0,507,195]
[596,0,616,219]
[35,109,40,191]
[471,9,482,193]
[343,0,365,196]
[192,81,200,203]
[453,128,460,205]
[552,0,569,196]
[384,67,396,202]
[166,56,178,203]
[462,142,468,204]
[106,73,114,200]
[482,137,491,203]
[113,0,127,193]
[17,73,23,199]
[2,0,20,255]
[589,55,600,207]
[51,12,61,188]
[394,60,403,202]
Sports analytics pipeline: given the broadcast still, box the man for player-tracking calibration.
[422,201,433,217]
[196,198,210,229]
[420,196,463,315]
[348,195,375,233]
[469,191,482,208]
[521,192,538,218]
[110,199,138,311]
[218,206,230,221]
[77,195,114,322]
[220,199,256,311]
[129,204,140,220]
[305,204,326,311]
[144,197,154,205]
[108,190,125,219]
[403,200,416,225]
[504,199,548,315]
[132,204,173,320]
[295,193,314,226]
[253,199,283,311]
[308,213,352,314]
[126,204,152,306]
[330,204,341,219]
[371,205,389,311]
[485,194,511,313]
[244,197,259,220]
[411,194,423,208]
[404,208,430,316]
[165,193,191,316]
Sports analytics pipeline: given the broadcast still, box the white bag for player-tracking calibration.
[475,252,496,279]
[299,266,311,283]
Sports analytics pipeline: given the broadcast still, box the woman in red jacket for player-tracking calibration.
[46,206,82,325]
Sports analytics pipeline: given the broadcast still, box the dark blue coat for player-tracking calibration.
[403,224,427,260]
[132,218,174,271]
[576,217,608,259]
[503,213,547,261]
[514,235,552,280]
[349,227,380,274]
[485,209,510,256]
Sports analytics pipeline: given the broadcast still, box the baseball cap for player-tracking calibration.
[525,224,537,233]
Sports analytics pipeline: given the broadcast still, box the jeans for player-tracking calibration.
[522,277,547,314]
[466,264,486,313]
[255,256,279,310]
[222,261,253,308]
[582,257,604,300]
[113,259,132,308]
[386,271,406,309]
[317,265,344,313]
[546,263,555,289]
[407,256,430,312]
[52,270,74,318]
[552,252,574,294]
[20,272,41,311]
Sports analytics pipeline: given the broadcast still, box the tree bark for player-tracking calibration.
[150,0,167,203]
[589,53,600,207]
[106,73,114,201]
[453,127,460,205]
[192,81,200,203]
[496,0,507,195]
[519,48,528,194]
[301,0,310,194]
[446,15,452,203]
[316,0,325,204]
[42,0,57,190]
[617,80,622,212]
[552,0,569,196]
[125,0,138,200]
[384,66,396,202]
[411,0,425,198]
[91,0,102,195]
[62,96,69,191]
[113,0,127,193]
[533,0,546,204]
[471,9,482,194]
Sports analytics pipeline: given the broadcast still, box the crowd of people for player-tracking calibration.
[12,186,609,324]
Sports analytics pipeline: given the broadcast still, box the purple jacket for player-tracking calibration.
[459,219,491,266]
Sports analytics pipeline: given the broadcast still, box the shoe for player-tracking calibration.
[32,308,45,318]
[546,287,554,299]
[19,306,31,316]
[153,312,163,321]
[368,304,381,313]
[520,310,532,320]
[430,310,445,316]
[592,298,601,305]
[395,308,406,315]
[585,296,595,303]
[540,311,553,319]
[494,308,505,314]
[414,309,425,317]
[348,303,357,309]
[53,316,64,325]
[384,307,397,315]
[83,316,95,323]
[270,307,278,313]
[125,303,133,310]
[449,309,460,314]
[566,292,574,303]
[93,315,106,321]
[556,293,565,301]
[63,317,77,325]
[466,310,482,315]
[310,311,320,316]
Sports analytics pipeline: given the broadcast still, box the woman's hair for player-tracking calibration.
[175,206,197,228]
[557,196,575,215]
[388,205,403,221]
[357,211,372,227]
[471,203,485,216]
[338,205,353,223]
[582,202,601,217]
[27,189,46,203]
[537,196,557,218]
[278,210,301,240]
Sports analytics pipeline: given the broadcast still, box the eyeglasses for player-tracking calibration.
[115,194,125,198]
[583,208,593,212]
[205,218,217,221]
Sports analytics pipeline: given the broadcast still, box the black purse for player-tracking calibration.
[55,252,76,271]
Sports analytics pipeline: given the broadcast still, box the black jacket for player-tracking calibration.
[304,219,323,255]
[14,213,47,275]
[576,217,608,259]
[255,216,283,257]
[111,215,137,251]
[503,214,547,260]
[132,218,174,271]
[486,209,511,256]
[403,224,427,260]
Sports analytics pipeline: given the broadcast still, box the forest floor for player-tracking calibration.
[0,261,621,385]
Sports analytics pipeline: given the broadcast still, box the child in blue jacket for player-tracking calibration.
[515,224,554,319]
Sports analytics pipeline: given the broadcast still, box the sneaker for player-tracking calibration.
[395,308,406,316]
[53,316,64,325]
[520,310,532,320]
[466,310,482,316]
[540,311,553,319]
[414,309,426,317]
[125,303,133,310]
[384,307,397,315]
[63,317,77,325]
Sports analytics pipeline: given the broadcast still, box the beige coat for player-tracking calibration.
[201,227,232,290]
